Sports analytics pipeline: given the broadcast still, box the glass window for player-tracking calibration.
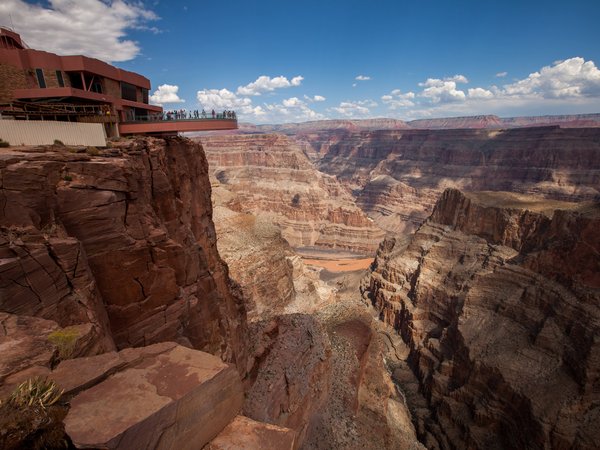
[35,69,46,88]
[121,82,137,101]
[56,70,64,87]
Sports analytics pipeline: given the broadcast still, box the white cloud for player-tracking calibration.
[236,75,304,96]
[304,94,326,102]
[502,57,600,98]
[419,78,467,103]
[467,87,494,99]
[265,97,324,122]
[150,84,185,105]
[329,101,372,118]
[352,83,357,88]
[0,0,159,62]
[196,88,255,113]
[381,89,416,109]
[496,71,508,78]
[355,75,371,81]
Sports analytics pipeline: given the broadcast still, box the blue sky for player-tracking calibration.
[4,0,600,123]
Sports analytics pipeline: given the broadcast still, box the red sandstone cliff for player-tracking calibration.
[362,188,600,449]
[199,133,385,254]
[305,126,600,235]
[0,138,247,383]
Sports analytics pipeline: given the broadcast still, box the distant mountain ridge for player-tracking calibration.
[238,113,600,133]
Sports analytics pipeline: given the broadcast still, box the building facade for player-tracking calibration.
[0,27,236,137]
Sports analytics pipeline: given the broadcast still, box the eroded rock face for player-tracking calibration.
[243,314,332,446]
[50,342,244,450]
[199,133,385,254]
[0,138,247,371]
[306,126,600,234]
[362,189,600,449]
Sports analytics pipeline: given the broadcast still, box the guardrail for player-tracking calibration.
[123,111,237,123]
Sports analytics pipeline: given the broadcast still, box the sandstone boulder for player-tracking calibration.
[51,342,243,450]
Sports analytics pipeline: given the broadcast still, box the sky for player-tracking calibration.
[2,0,600,123]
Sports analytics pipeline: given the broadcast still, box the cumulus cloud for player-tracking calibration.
[265,97,324,121]
[467,87,494,99]
[329,101,373,118]
[496,71,508,78]
[150,84,185,105]
[381,89,416,109]
[236,75,304,96]
[304,95,326,102]
[502,57,600,98]
[0,0,159,62]
[419,78,467,103]
[355,75,371,81]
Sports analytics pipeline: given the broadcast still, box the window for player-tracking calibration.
[35,69,46,88]
[142,88,148,104]
[56,70,64,87]
[121,82,137,101]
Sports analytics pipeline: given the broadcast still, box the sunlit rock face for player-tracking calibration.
[362,189,600,449]
[0,137,247,374]
[298,126,600,235]
[199,133,385,254]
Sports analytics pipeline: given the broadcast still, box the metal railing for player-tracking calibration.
[0,101,111,116]
[122,111,237,123]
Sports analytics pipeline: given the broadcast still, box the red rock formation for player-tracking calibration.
[0,138,247,371]
[362,189,600,449]
[243,314,332,445]
[199,133,385,254]
[309,126,600,234]
[49,342,243,449]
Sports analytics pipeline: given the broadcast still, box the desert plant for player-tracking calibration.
[9,378,64,410]
[53,139,65,146]
[86,146,100,156]
[47,327,79,360]
[63,174,72,182]
[0,139,9,148]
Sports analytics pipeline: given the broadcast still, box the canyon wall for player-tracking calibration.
[199,133,385,254]
[362,188,600,449]
[0,138,248,380]
[304,126,600,234]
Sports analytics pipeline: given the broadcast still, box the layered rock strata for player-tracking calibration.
[199,133,385,254]
[308,126,600,234]
[362,189,600,449]
[0,138,247,372]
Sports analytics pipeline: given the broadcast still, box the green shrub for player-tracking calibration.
[63,174,72,182]
[0,139,9,148]
[53,139,64,146]
[86,146,100,156]
[48,327,79,360]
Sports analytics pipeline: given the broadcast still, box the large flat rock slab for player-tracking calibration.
[206,415,297,450]
[54,343,243,449]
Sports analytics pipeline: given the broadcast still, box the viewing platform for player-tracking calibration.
[118,111,238,135]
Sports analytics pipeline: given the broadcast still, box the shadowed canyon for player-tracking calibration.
[1,116,600,449]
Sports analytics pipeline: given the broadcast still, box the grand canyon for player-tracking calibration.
[1,113,599,449]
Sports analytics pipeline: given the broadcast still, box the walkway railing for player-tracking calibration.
[123,111,237,123]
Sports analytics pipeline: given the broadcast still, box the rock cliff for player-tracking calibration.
[362,188,600,449]
[310,126,600,234]
[199,133,385,254]
[0,138,247,381]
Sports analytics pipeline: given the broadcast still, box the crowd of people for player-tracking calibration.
[125,109,237,122]
[162,109,236,120]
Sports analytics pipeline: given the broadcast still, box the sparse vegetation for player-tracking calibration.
[0,139,9,148]
[63,174,72,182]
[53,139,65,146]
[8,377,64,410]
[0,378,69,449]
[48,327,79,360]
[86,146,100,156]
